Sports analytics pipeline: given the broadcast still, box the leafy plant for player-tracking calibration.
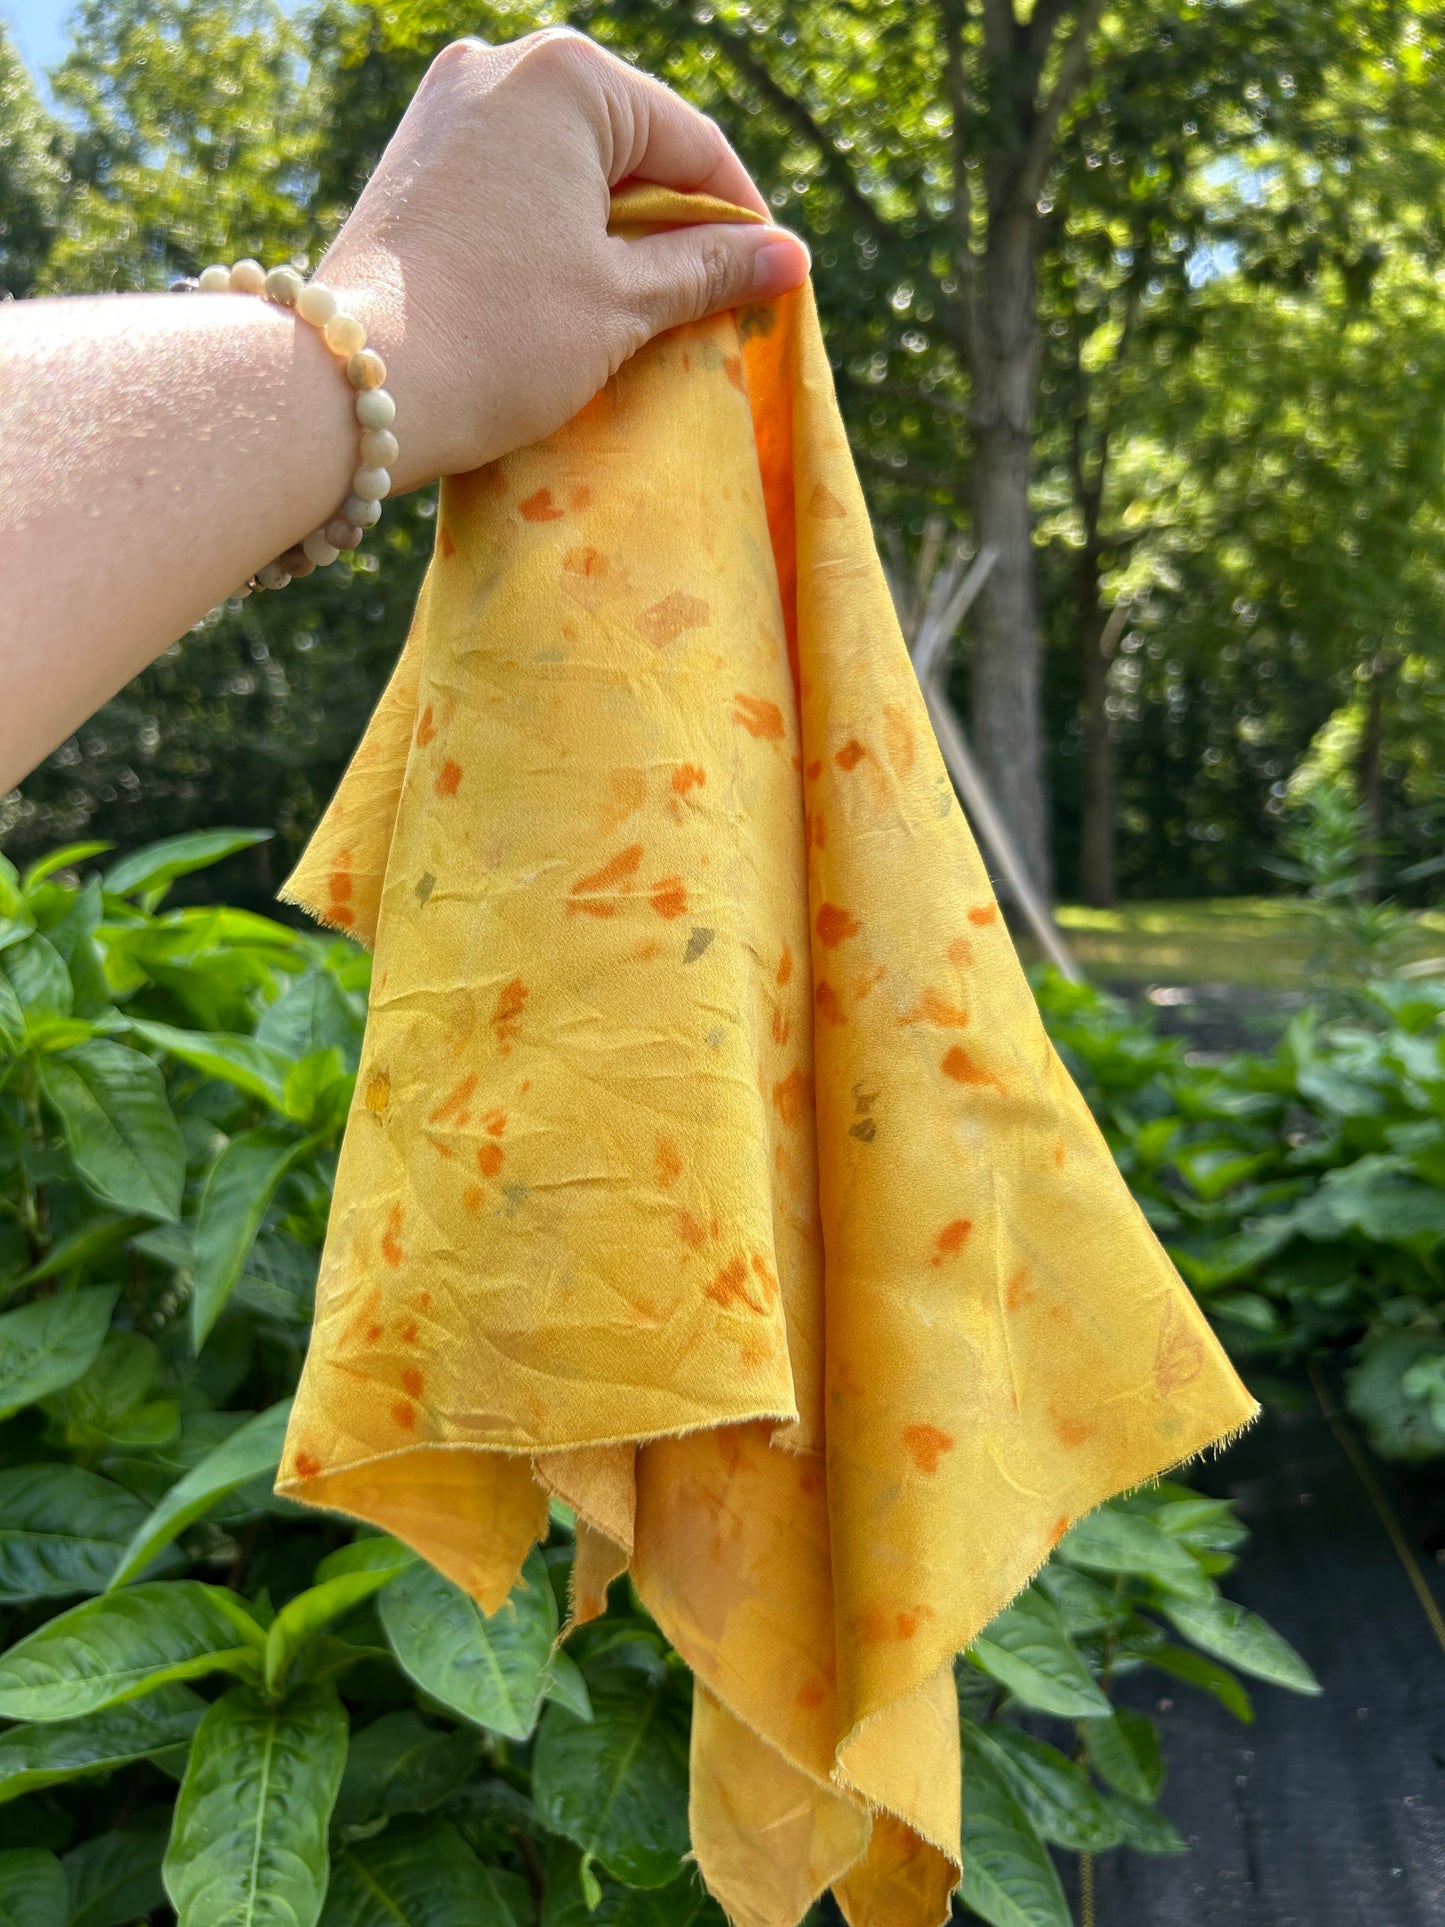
[0,840,1316,1927]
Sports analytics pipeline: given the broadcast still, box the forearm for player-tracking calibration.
[0,290,362,791]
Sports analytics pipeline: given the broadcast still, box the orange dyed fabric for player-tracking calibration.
[276,186,1256,1927]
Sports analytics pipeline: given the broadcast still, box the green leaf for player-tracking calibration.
[332,1713,479,1829]
[126,1018,290,1110]
[282,1050,351,1129]
[968,1585,1110,1718]
[62,1827,167,1927]
[0,1581,264,1721]
[321,1817,515,1927]
[265,1553,414,1696]
[163,1683,347,1927]
[1055,1506,1213,1601]
[540,1844,704,1927]
[257,971,362,1072]
[957,1744,1071,1927]
[108,1399,293,1589]
[1160,1594,1321,1694]
[0,1688,204,1805]
[38,1042,184,1220]
[0,1466,150,1601]
[0,1287,117,1420]
[102,831,272,910]
[1080,1707,1162,1801]
[1102,1788,1187,1854]
[191,1131,310,1347]
[0,1849,66,1927]
[543,1650,594,1722]
[532,1654,691,1888]
[1,936,72,1021]
[379,1549,557,1741]
[962,1721,1122,1853]
[10,1214,144,1292]
[22,844,113,893]
[1146,1642,1253,1722]
[315,1536,416,1583]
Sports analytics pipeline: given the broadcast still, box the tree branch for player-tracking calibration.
[854,447,965,497]
[712,27,896,252]
[1015,0,1107,209]
[936,0,981,366]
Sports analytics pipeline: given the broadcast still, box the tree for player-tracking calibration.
[0,23,64,298]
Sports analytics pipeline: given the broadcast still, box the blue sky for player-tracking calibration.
[0,1,76,86]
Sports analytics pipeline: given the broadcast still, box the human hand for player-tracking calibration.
[315,31,810,492]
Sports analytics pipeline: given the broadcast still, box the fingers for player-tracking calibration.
[620,221,811,340]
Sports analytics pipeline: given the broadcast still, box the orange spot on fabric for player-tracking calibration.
[1051,1409,1096,1449]
[677,1210,708,1250]
[1047,1514,1070,1548]
[400,1322,418,1344]
[968,903,999,927]
[900,986,970,1029]
[777,945,793,986]
[772,1067,808,1127]
[771,1005,791,1046]
[811,811,827,850]
[798,1465,824,1498]
[723,354,746,394]
[835,739,869,772]
[294,1452,321,1480]
[569,842,644,915]
[329,905,355,927]
[477,1142,504,1178]
[417,1291,432,1310]
[485,1110,507,1136]
[672,763,707,795]
[655,1136,681,1187]
[902,1423,955,1475]
[364,1070,391,1115]
[328,869,353,904]
[1006,1265,1035,1309]
[519,486,564,521]
[796,1678,826,1710]
[808,480,847,519]
[882,703,915,776]
[816,903,860,947]
[1154,1299,1207,1395]
[365,1323,383,1343]
[650,876,688,919]
[493,977,528,1051]
[435,759,463,797]
[1053,1141,1066,1168]
[815,981,845,1026]
[462,1184,483,1214]
[947,937,974,968]
[705,1256,768,1314]
[750,1253,780,1302]
[854,965,887,1000]
[856,1608,891,1645]
[392,1400,417,1431]
[429,1073,478,1128]
[931,1219,972,1266]
[941,1045,1004,1092]
[732,691,785,741]
[563,544,608,578]
[380,1204,404,1269]
[569,485,592,510]
[400,1366,424,1398]
[425,1135,456,1162]
[805,759,822,782]
[637,590,710,649]
[438,524,456,560]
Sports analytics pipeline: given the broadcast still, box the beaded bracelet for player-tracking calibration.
[173,257,399,606]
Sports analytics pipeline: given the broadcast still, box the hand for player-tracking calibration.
[316,31,811,492]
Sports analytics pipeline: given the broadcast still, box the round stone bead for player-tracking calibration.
[358,427,399,468]
[264,265,304,307]
[296,281,338,327]
[278,546,315,578]
[343,493,383,529]
[232,582,253,599]
[198,264,232,293]
[255,561,291,591]
[229,258,266,295]
[351,465,391,502]
[324,516,364,551]
[355,388,396,431]
[302,530,341,567]
[324,312,367,357]
[346,349,387,391]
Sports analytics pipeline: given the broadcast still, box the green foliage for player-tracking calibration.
[1037,954,1445,1466]
[0,839,1316,1926]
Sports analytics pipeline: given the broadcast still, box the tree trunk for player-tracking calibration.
[967,204,1051,900]
[1077,548,1115,907]
[1358,655,1387,902]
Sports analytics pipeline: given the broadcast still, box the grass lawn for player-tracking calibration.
[1026,897,1445,989]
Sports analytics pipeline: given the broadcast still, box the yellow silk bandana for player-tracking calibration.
[275,185,1257,1927]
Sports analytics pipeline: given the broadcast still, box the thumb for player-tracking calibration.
[621,222,811,338]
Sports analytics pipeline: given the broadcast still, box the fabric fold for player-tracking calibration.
[275,183,1257,1927]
